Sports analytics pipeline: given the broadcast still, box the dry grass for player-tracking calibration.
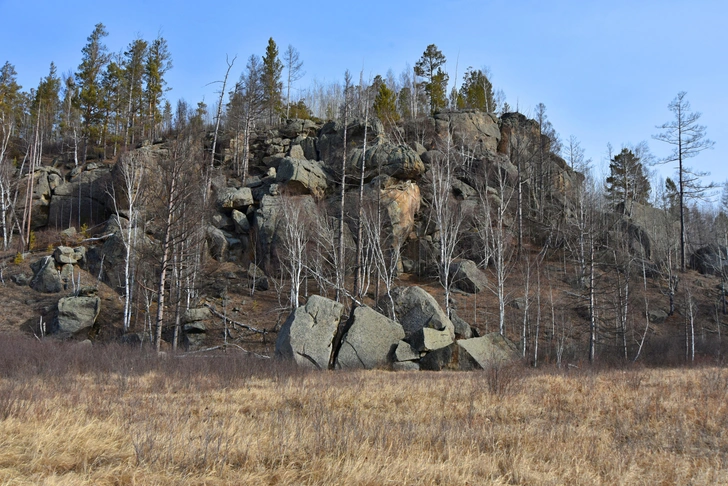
[1,337,728,485]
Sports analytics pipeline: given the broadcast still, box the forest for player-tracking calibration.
[1,23,727,369]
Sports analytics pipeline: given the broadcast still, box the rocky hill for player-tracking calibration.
[2,109,724,369]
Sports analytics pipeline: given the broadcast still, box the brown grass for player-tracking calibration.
[1,337,727,484]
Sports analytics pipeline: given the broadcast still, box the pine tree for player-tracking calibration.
[605,147,651,211]
[34,62,61,143]
[144,35,172,140]
[457,67,495,112]
[261,38,283,124]
[76,23,110,162]
[372,75,399,127]
[122,38,148,147]
[414,44,448,114]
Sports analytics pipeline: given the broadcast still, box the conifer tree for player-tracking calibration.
[372,75,399,128]
[76,23,110,162]
[261,38,283,124]
[34,62,61,143]
[144,35,172,140]
[605,147,651,211]
[414,44,448,114]
[457,67,495,112]
[122,38,148,147]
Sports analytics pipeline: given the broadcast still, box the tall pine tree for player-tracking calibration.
[261,38,283,124]
[76,23,110,162]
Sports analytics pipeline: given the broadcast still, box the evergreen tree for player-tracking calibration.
[76,23,110,162]
[605,147,651,210]
[457,67,495,112]
[144,35,172,140]
[373,77,399,127]
[122,38,148,147]
[34,62,61,143]
[261,37,283,124]
[414,44,448,114]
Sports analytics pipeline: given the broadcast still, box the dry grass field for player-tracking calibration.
[1,336,728,485]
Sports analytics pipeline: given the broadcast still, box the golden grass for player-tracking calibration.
[1,351,728,485]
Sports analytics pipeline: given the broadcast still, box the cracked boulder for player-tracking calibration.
[452,259,488,294]
[30,256,62,293]
[336,306,405,370]
[275,295,344,369]
[384,286,455,340]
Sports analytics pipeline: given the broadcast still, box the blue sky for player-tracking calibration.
[1,0,726,199]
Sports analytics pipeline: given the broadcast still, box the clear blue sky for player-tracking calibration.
[2,0,726,200]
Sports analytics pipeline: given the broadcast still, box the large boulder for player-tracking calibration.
[452,259,488,293]
[30,256,62,293]
[336,306,405,370]
[53,246,85,265]
[275,295,344,369]
[53,295,101,336]
[434,110,501,155]
[457,333,519,370]
[216,186,254,212]
[690,245,728,276]
[385,286,455,339]
[278,118,318,139]
[407,327,453,353]
[352,141,426,180]
[276,157,328,198]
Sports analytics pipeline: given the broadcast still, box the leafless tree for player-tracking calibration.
[108,150,146,333]
[429,127,467,318]
[279,194,312,310]
[283,45,304,119]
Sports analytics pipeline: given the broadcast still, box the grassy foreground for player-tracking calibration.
[1,338,727,485]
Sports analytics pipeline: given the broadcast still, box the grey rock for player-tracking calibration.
[336,306,405,370]
[30,256,62,293]
[248,263,269,291]
[419,344,456,371]
[452,259,488,294]
[451,310,473,339]
[385,286,455,339]
[53,296,101,336]
[275,295,344,369]
[690,245,728,276]
[276,157,328,197]
[394,340,421,362]
[231,209,250,234]
[393,361,420,371]
[206,226,229,261]
[53,246,82,265]
[648,309,668,324]
[288,144,305,159]
[457,333,519,370]
[217,187,254,211]
[184,307,212,323]
[407,327,454,353]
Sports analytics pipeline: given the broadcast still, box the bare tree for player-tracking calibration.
[279,194,312,310]
[429,127,467,318]
[109,150,145,333]
[283,45,304,119]
[228,55,264,182]
[654,91,715,271]
[153,133,204,352]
